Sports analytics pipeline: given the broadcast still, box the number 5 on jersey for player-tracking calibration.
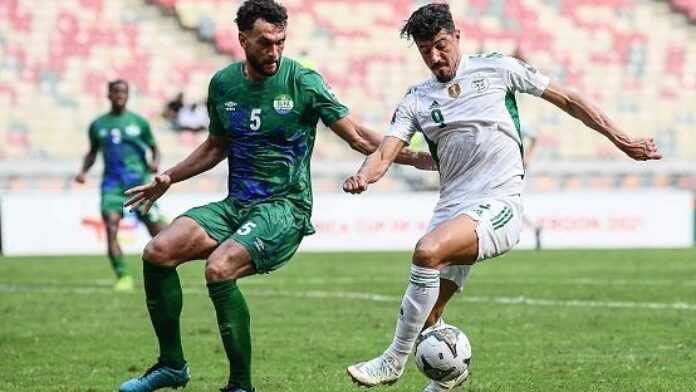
[237,222,257,236]
[250,108,261,131]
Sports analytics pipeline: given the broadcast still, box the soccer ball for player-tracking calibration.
[414,325,472,382]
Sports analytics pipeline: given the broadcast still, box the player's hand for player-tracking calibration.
[74,173,86,184]
[343,174,369,194]
[412,152,438,171]
[124,174,172,214]
[619,137,662,161]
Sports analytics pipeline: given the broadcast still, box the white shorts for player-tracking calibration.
[427,195,523,290]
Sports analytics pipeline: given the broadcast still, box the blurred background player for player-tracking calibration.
[512,46,544,250]
[118,1,434,392]
[75,79,165,291]
[344,4,661,392]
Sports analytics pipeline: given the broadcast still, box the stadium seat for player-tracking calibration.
[2,0,695,192]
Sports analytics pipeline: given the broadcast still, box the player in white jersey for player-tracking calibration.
[344,4,662,392]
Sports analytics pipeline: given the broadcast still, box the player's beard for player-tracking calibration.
[247,54,280,77]
[433,64,454,83]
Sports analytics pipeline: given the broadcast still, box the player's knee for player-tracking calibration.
[205,250,251,282]
[205,258,231,282]
[413,239,442,268]
[143,239,173,266]
[105,221,119,236]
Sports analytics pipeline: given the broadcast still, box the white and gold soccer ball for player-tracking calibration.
[414,324,472,382]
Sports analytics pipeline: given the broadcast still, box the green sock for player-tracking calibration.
[143,261,186,369]
[208,280,252,390]
[109,253,128,278]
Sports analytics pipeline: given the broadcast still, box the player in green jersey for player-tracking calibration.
[118,1,435,392]
[75,80,164,291]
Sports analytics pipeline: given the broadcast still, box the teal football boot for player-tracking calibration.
[119,361,190,392]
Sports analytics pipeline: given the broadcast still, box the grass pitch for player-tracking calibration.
[1,249,695,392]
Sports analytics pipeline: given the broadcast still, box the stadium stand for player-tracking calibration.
[1,0,695,193]
[669,0,696,22]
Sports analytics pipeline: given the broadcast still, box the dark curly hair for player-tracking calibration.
[107,79,128,92]
[235,0,288,32]
[400,3,455,42]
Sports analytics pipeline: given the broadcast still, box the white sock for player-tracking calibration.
[384,264,440,369]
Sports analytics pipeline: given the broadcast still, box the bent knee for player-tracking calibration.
[143,239,176,267]
[204,260,230,282]
[205,249,254,283]
[412,239,442,268]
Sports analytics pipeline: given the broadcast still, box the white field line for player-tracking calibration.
[99,276,696,287]
[1,283,696,312]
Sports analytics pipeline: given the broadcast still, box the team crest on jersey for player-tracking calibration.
[448,83,461,98]
[273,94,294,115]
[125,124,141,137]
[471,77,489,93]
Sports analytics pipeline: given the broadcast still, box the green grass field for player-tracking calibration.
[1,249,695,392]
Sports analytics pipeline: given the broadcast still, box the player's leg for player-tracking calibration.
[418,199,523,392]
[101,188,133,289]
[347,214,479,387]
[137,201,166,238]
[522,213,542,250]
[120,203,226,392]
[103,211,128,277]
[207,200,306,392]
[424,278,460,329]
[205,239,256,392]
[142,216,217,367]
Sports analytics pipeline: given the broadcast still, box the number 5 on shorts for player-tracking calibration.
[236,222,257,236]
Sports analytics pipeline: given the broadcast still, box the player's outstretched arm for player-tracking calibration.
[329,116,436,170]
[541,81,662,161]
[125,134,227,212]
[343,136,406,194]
[148,144,161,173]
[75,145,98,184]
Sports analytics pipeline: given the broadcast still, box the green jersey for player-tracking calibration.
[207,57,349,218]
[88,111,155,191]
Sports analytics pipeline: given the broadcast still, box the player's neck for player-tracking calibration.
[243,62,268,82]
[110,107,126,115]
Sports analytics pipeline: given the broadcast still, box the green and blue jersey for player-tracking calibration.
[88,111,155,191]
[206,57,349,215]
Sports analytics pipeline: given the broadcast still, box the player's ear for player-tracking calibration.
[454,29,461,42]
[239,32,249,49]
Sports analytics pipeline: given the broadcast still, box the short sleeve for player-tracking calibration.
[139,116,156,147]
[207,72,225,136]
[498,56,550,96]
[300,70,349,126]
[386,89,419,144]
[88,121,99,150]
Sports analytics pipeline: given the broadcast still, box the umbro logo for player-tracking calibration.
[224,101,237,111]
[429,100,440,109]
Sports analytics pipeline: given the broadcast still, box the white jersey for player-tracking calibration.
[388,53,549,208]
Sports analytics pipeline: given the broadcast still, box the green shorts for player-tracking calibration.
[182,198,313,274]
[101,186,163,225]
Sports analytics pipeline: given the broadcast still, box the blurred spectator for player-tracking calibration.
[176,101,209,133]
[163,92,184,126]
